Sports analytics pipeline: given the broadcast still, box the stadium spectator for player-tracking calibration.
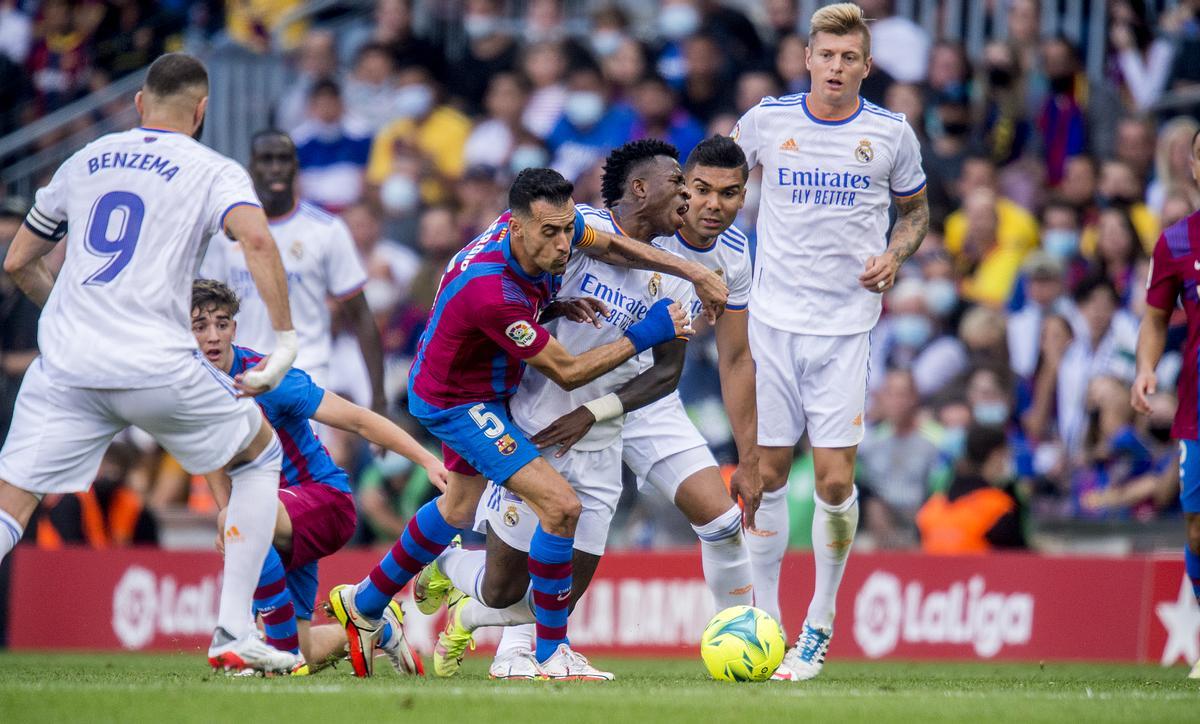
[1089,159,1159,253]
[367,63,472,208]
[356,450,439,543]
[225,0,306,53]
[0,0,32,66]
[629,74,704,161]
[1037,36,1119,173]
[276,28,338,133]
[546,64,636,182]
[925,40,971,101]
[762,0,800,60]
[1115,116,1157,187]
[26,0,93,114]
[292,79,372,212]
[922,90,972,224]
[680,33,736,124]
[342,42,406,134]
[1008,253,1075,381]
[956,189,1026,307]
[859,369,950,549]
[446,0,518,115]
[859,0,929,84]
[1146,116,1200,215]
[601,36,650,102]
[464,71,531,171]
[520,41,570,140]
[1108,0,1175,112]
[774,33,809,95]
[342,0,444,82]
[944,156,1040,260]
[977,41,1032,171]
[917,425,1027,553]
[873,278,966,399]
[342,202,419,314]
[1091,206,1145,305]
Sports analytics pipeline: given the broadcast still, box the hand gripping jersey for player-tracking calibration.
[200,202,368,375]
[408,209,595,410]
[509,205,697,450]
[230,346,350,493]
[733,94,926,335]
[24,127,262,388]
[1145,212,1200,441]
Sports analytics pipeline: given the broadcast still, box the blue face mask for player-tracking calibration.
[892,314,932,348]
[941,426,967,458]
[924,278,959,318]
[1042,229,1079,260]
[973,401,1010,426]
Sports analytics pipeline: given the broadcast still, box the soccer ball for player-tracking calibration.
[700,605,785,682]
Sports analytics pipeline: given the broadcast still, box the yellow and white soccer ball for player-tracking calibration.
[700,605,785,682]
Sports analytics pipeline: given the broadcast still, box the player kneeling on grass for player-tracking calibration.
[417,140,706,680]
[193,279,448,675]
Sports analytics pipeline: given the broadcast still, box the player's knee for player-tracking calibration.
[815,476,854,506]
[539,489,581,534]
[481,575,527,609]
[758,455,791,492]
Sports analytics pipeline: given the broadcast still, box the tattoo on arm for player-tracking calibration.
[888,191,930,264]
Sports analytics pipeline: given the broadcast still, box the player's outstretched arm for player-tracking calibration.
[860,189,930,293]
[533,338,687,456]
[3,225,59,307]
[225,204,297,392]
[1132,305,1170,414]
[582,229,729,322]
[715,310,762,527]
[312,390,449,491]
[526,299,693,391]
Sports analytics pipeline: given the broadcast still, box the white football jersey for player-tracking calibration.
[652,225,753,315]
[509,205,697,451]
[26,127,261,389]
[199,201,368,372]
[734,93,925,335]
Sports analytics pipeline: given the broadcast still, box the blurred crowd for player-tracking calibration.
[4,0,1200,553]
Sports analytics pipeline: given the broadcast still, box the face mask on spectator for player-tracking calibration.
[942,120,970,137]
[987,65,1014,88]
[1042,229,1079,260]
[564,91,606,127]
[395,84,433,118]
[942,426,967,458]
[592,30,625,58]
[973,401,1010,426]
[464,14,500,40]
[892,314,932,348]
[364,278,402,311]
[658,4,700,40]
[510,144,549,175]
[924,278,958,318]
[380,174,420,215]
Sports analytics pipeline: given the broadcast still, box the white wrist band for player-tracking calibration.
[583,392,624,422]
[242,329,298,390]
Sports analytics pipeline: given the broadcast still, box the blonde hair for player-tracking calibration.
[809,3,871,56]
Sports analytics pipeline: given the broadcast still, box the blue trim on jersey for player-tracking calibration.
[800,95,864,126]
[219,201,262,231]
[893,179,927,198]
[490,350,509,397]
[726,302,748,311]
[675,231,717,253]
[862,108,905,124]
[721,240,745,254]
[724,226,749,244]
[863,102,905,122]
[137,126,179,134]
[410,262,507,390]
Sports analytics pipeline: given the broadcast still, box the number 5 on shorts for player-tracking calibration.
[470,403,505,439]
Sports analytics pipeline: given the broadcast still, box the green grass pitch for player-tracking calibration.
[0,653,1194,723]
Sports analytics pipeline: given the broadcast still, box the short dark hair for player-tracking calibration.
[684,135,749,180]
[250,128,294,150]
[965,425,1008,467]
[508,168,574,216]
[192,279,240,317]
[600,139,679,209]
[1072,273,1119,306]
[310,78,341,100]
[144,53,209,97]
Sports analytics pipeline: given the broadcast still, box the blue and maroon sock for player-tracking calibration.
[354,498,458,619]
[253,547,299,655]
[1186,545,1200,605]
[528,525,573,663]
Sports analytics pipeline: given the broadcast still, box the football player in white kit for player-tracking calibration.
[733,3,929,680]
[415,140,698,680]
[200,130,385,412]
[0,54,306,674]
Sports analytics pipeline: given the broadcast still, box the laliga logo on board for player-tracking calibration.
[852,571,1034,658]
[111,565,220,649]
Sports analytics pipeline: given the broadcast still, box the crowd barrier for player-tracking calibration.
[6,547,1197,666]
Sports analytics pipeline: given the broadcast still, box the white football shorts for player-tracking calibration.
[0,354,262,494]
[623,394,717,503]
[749,315,870,449]
[474,442,622,556]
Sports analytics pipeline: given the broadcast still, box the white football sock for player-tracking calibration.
[439,547,487,600]
[806,486,859,631]
[460,590,535,632]
[0,508,23,562]
[217,436,282,641]
[496,623,536,659]
[746,485,789,623]
[693,505,753,609]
